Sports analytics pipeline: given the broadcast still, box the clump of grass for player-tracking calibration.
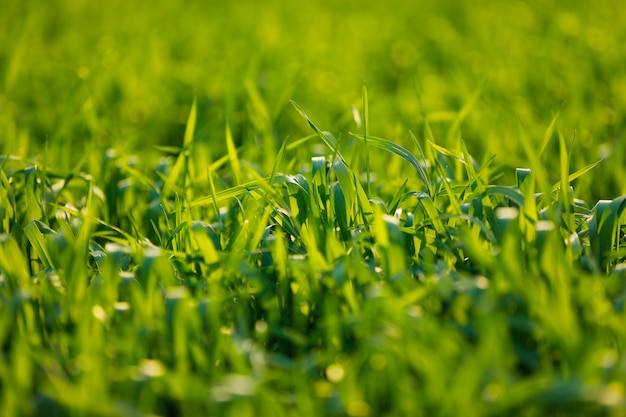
[1,95,626,416]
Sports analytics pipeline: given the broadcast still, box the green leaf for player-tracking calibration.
[24,220,55,270]
[191,222,220,265]
[539,111,560,157]
[331,182,349,240]
[589,195,626,271]
[332,160,356,223]
[290,100,343,159]
[225,122,241,185]
[183,97,197,147]
[550,159,603,192]
[162,98,197,197]
[484,186,525,208]
[351,133,431,193]
[0,235,31,292]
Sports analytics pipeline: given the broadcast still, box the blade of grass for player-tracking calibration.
[550,159,603,192]
[558,128,574,231]
[484,186,526,208]
[539,111,560,158]
[0,234,31,292]
[225,122,242,185]
[23,220,55,270]
[589,195,626,271]
[363,83,371,194]
[162,98,197,197]
[350,133,431,193]
[290,100,343,160]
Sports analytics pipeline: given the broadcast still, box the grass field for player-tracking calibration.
[2,0,626,415]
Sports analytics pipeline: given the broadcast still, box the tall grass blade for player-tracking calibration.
[162,98,197,197]
[363,83,371,194]
[0,235,31,292]
[290,100,342,159]
[539,111,560,158]
[225,122,242,185]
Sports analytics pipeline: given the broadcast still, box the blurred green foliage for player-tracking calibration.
[2,0,625,198]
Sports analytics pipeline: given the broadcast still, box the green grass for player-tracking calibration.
[2,0,626,416]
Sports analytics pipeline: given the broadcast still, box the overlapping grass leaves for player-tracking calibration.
[0,99,624,417]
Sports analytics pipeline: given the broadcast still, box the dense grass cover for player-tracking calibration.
[2,0,626,416]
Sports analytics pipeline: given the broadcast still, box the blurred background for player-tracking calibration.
[1,0,625,199]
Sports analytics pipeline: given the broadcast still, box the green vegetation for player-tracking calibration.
[2,0,626,415]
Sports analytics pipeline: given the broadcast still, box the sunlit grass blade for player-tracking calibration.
[539,111,560,158]
[416,194,445,234]
[225,122,242,185]
[291,101,372,218]
[363,83,371,194]
[330,182,349,240]
[550,159,603,192]
[557,128,575,231]
[270,137,289,184]
[484,185,525,208]
[459,140,479,183]
[290,100,343,160]
[589,195,626,271]
[285,133,317,151]
[331,160,356,224]
[191,175,293,208]
[0,169,16,233]
[193,178,259,208]
[24,166,44,223]
[440,213,497,244]
[23,220,55,270]
[409,130,434,197]
[372,206,406,277]
[162,98,197,197]
[350,133,431,192]
[387,178,408,215]
[0,234,31,292]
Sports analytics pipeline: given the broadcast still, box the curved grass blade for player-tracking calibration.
[24,220,55,270]
[290,100,343,160]
[286,133,317,151]
[589,195,626,271]
[291,102,372,216]
[0,235,31,292]
[484,185,525,208]
[191,175,294,208]
[350,133,431,193]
